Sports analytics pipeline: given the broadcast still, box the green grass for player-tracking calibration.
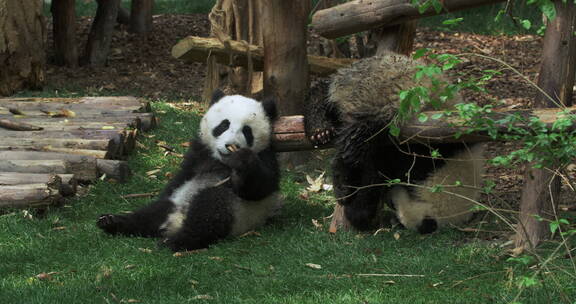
[1,90,575,303]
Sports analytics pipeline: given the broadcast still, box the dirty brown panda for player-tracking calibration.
[305,52,484,234]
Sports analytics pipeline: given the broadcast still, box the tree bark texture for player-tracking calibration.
[51,0,78,67]
[83,0,120,66]
[261,0,310,116]
[516,0,576,250]
[0,0,45,96]
[130,0,154,33]
[311,0,505,39]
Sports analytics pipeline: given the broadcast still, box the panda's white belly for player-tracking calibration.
[229,192,283,236]
[161,175,224,237]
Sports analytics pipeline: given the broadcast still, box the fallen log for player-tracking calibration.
[0,96,151,113]
[0,136,123,159]
[311,0,505,39]
[0,181,62,208]
[0,151,130,181]
[96,159,131,182]
[172,36,354,77]
[0,119,43,131]
[0,160,69,174]
[270,106,576,151]
[0,172,77,196]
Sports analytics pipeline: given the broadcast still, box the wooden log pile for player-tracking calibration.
[0,96,155,208]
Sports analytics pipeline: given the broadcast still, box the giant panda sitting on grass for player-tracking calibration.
[306,52,484,234]
[97,90,281,251]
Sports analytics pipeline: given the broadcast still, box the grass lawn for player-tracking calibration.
[1,94,574,303]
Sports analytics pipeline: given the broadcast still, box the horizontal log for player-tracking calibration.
[0,119,43,131]
[311,0,505,39]
[0,96,151,113]
[271,106,576,151]
[0,172,77,196]
[0,181,62,208]
[0,136,123,159]
[0,151,129,181]
[172,36,354,77]
[0,160,69,174]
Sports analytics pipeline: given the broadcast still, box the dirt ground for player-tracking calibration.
[42,14,575,209]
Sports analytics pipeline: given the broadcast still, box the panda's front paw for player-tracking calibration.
[308,127,336,146]
[97,214,122,234]
[221,148,255,169]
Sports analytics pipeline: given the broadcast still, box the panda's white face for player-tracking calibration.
[200,95,273,161]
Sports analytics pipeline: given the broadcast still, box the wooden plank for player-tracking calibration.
[0,160,69,174]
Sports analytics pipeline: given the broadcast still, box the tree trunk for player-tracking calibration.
[261,0,310,115]
[515,0,576,251]
[130,0,154,34]
[0,0,45,96]
[83,0,120,66]
[261,0,311,166]
[51,0,78,67]
[370,21,418,56]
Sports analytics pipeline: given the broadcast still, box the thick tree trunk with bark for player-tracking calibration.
[51,0,78,67]
[130,0,154,33]
[515,0,576,251]
[83,0,120,66]
[0,0,45,96]
[261,0,310,116]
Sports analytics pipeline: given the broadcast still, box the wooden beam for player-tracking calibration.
[0,172,77,197]
[0,181,62,208]
[311,0,505,39]
[172,36,354,77]
[270,106,576,152]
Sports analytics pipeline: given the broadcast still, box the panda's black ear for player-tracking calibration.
[261,96,278,120]
[210,89,226,105]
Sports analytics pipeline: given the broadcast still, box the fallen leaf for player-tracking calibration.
[431,282,444,287]
[208,256,223,261]
[181,141,191,147]
[52,226,66,231]
[306,172,325,193]
[146,169,161,176]
[124,265,137,269]
[311,219,323,229]
[102,126,116,130]
[305,263,322,270]
[191,295,213,300]
[173,249,207,257]
[239,231,261,238]
[393,232,401,240]
[138,248,153,253]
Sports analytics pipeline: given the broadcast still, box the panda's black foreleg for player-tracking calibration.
[221,148,279,201]
[97,198,171,237]
[333,155,384,231]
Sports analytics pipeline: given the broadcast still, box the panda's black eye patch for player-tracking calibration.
[242,125,254,147]
[212,119,230,137]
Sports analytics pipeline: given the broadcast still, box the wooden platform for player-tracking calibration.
[0,96,156,208]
